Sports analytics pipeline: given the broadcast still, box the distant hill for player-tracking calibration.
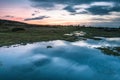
[0,19,43,28]
[0,19,51,28]
[0,19,27,26]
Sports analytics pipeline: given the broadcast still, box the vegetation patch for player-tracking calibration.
[97,47,120,56]
[0,19,120,47]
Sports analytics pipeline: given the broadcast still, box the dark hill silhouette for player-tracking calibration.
[0,19,27,26]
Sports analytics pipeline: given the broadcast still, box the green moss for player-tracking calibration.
[97,47,120,56]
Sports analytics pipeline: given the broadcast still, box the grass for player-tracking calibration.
[0,20,120,46]
[0,26,77,46]
[97,47,120,56]
[0,26,120,47]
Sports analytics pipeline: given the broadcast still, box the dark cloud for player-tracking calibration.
[63,6,88,15]
[31,10,41,16]
[87,6,111,15]
[86,5,120,15]
[24,16,49,21]
[63,6,76,13]
[29,0,120,15]
[29,0,120,8]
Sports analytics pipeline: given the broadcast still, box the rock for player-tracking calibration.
[47,46,52,48]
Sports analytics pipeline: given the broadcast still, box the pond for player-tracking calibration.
[0,38,120,80]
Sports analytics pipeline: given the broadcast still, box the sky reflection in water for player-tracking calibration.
[0,38,120,80]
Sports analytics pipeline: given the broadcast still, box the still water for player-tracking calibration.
[0,38,120,80]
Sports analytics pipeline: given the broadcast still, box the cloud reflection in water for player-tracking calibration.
[0,38,120,80]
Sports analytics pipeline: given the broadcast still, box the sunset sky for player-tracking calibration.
[0,0,120,27]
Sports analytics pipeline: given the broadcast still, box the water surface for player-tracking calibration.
[0,38,120,80]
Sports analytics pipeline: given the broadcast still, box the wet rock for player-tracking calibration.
[47,46,52,48]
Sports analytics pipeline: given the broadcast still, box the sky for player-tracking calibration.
[0,0,120,27]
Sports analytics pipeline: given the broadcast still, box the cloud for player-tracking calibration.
[29,0,119,8]
[111,18,120,22]
[29,0,120,15]
[86,6,111,15]
[92,18,107,21]
[32,13,35,16]
[24,16,49,21]
[91,16,120,22]
[90,2,114,7]
[90,21,120,27]
[4,15,14,18]
[89,17,120,27]
[86,5,120,15]
[63,6,76,13]
[31,10,41,16]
